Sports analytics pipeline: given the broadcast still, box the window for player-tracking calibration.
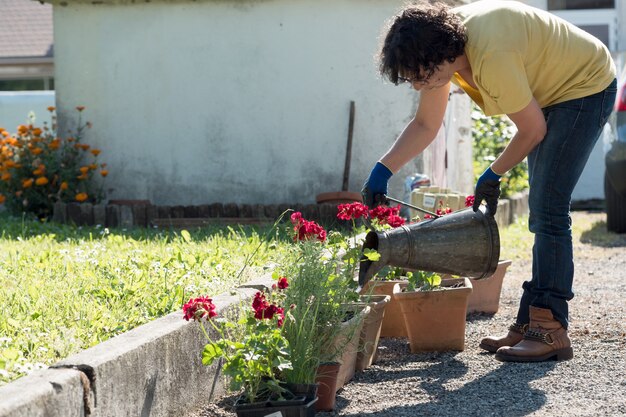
[0,78,54,91]
[548,0,615,10]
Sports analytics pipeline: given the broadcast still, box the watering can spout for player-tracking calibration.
[358,206,500,287]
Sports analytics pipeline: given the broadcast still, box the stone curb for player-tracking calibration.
[0,275,276,417]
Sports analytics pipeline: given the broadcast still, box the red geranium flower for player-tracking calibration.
[182,296,217,321]
[290,212,327,242]
[465,195,475,207]
[277,276,289,290]
[369,205,404,227]
[337,202,370,221]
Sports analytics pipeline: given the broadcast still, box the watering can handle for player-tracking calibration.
[384,195,441,218]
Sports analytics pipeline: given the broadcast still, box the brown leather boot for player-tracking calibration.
[479,322,527,353]
[495,306,573,362]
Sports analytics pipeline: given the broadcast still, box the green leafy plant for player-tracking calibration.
[406,270,442,292]
[0,107,107,218]
[184,288,292,405]
[472,105,529,197]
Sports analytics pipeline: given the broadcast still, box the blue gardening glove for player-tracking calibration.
[473,166,501,215]
[362,162,393,208]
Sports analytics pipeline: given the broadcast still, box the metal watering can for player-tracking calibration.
[358,197,500,287]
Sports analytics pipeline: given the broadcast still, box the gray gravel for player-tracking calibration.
[189,212,626,417]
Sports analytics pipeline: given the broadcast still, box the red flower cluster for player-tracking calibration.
[183,296,218,321]
[290,212,327,242]
[465,195,475,208]
[369,205,405,228]
[252,291,285,327]
[337,202,370,221]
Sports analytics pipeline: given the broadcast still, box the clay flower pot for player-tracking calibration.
[355,294,391,371]
[332,305,370,391]
[395,277,473,352]
[466,259,512,315]
[315,362,341,412]
[361,280,408,338]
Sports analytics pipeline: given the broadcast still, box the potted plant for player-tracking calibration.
[182,284,318,416]
[394,271,473,352]
[278,211,366,411]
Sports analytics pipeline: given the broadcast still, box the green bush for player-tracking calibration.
[472,105,529,198]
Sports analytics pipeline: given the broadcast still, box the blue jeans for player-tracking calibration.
[516,79,617,329]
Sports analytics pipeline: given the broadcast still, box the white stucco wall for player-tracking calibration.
[51,0,472,206]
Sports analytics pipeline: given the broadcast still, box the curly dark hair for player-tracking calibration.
[379,2,467,85]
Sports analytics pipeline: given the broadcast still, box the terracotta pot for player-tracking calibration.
[361,280,408,338]
[315,362,340,412]
[315,191,362,204]
[333,305,370,391]
[395,278,473,352]
[355,294,391,371]
[467,260,512,315]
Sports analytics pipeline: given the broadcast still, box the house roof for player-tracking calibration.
[0,0,53,61]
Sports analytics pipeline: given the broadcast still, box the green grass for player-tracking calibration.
[500,215,533,262]
[0,213,292,385]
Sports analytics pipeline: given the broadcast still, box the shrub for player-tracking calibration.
[472,105,529,198]
[0,107,107,218]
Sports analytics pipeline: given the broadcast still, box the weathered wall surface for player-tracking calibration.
[52,0,472,205]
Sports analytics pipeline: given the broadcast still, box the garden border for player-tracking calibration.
[50,191,529,229]
[0,275,277,417]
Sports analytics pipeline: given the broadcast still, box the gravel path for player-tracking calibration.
[191,211,626,417]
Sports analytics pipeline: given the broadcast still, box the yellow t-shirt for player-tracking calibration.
[451,1,616,116]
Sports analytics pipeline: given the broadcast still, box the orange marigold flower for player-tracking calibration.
[0,194,5,204]
[35,177,49,186]
[88,164,97,170]
[76,106,85,112]
[33,168,44,176]
[60,181,68,190]
[80,144,90,151]
[47,106,55,112]
[77,174,88,180]
[100,169,109,177]
[1,130,9,137]
[17,125,28,134]
[48,140,60,150]
[75,192,88,202]
[32,128,42,136]
[67,137,75,143]
[22,178,34,188]
[79,166,89,174]
[31,147,43,155]
[4,160,15,168]
[1,172,10,181]
[90,149,101,156]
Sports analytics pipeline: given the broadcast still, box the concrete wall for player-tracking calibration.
[50,0,473,206]
[0,91,55,132]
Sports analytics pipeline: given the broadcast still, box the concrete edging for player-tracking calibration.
[0,275,276,417]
